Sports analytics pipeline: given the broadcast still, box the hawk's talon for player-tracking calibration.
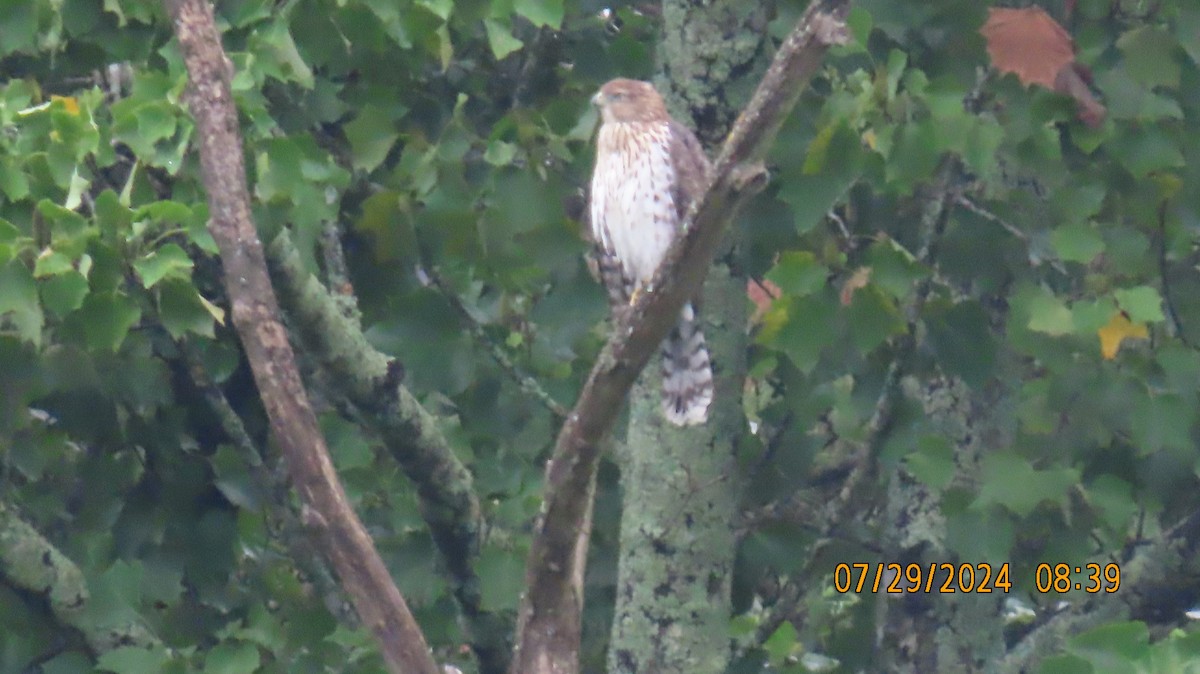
[629,287,643,306]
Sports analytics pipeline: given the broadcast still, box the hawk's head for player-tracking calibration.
[592,78,669,125]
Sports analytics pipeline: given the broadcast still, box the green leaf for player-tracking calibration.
[133,243,194,289]
[321,414,375,471]
[0,155,30,200]
[764,251,827,297]
[514,0,563,28]
[34,250,75,277]
[97,647,172,674]
[1026,291,1074,336]
[1072,298,1117,334]
[416,0,453,20]
[158,278,217,339]
[760,295,836,374]
[845,286,905,353]
[926,301,996,388]
[763,621,798,664]
[1131,392,1195,455]
[1085,475,1136,534]
[210,444,262,510]
[477,546,525,612]
[975,452,1079,517]
[0,260,43,345]
[1036,654,1094,674]
[344,106,401,172]
[1109,126,1185,176]
[39,270,89,317]
[865,239,927,300]
[1114,286,1164,324]
[944,508,1014,562]
[75,291,141,352]
[484,139,517,167]
[1069,621,1150,665]
[484,18,523,60]
[253,20,314,88]
[905,435,955,489]
[204,641,260,674]
[1052,222,1105,263]
[1116,26,1180,90]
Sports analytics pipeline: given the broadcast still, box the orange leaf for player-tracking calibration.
[1097,311,1148,360]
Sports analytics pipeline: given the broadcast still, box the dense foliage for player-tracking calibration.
[1,0,1199,672]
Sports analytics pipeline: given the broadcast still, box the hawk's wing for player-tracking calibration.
[666,119,712,227]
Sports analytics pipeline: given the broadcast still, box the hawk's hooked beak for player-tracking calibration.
[591,91,604,107]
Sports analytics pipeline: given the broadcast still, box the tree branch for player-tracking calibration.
[510,4,851,673]
[266,231,505,674]
[0,499,159,655]
[163,1,438,672]
[999,507,1200,672]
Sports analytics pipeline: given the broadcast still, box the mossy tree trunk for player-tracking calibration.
[606,3,772,673]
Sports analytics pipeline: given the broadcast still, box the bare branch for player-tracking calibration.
[163,1,439,672]
[510,4,851,673]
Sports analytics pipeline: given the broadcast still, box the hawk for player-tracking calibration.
[589,78,714,426]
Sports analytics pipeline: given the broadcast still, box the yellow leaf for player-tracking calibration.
[198,293,226,326]
[861,128,878,151]
[1097,311,1147,360]
[50,95,80,115]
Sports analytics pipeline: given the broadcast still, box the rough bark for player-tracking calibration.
[510,4,850,674]
[604,2,771,672]
[267,231,506,674]
[0,500,159,654]
[163,1,438,672]
[608,267,745,674]
[877,377,1008,672]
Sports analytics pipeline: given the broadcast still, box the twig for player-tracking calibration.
[163,1,439,671]
[424,266,570,420]
[956,195,1069,275]
[1157,200,1193,347]
[510,4,851,673]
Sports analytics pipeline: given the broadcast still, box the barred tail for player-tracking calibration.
[661,302,713,426]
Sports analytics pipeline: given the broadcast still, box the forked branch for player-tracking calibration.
[510,3,852,673]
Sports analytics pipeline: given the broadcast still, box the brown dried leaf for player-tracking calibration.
[981,7,1076,89]
[981,7,1105,127]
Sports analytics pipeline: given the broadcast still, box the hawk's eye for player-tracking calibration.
[609,91,624,101]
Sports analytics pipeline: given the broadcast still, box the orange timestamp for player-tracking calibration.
[832,562,1012,594]
[1034,563,1120,593]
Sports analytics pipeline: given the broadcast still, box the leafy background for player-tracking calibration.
[1,0,1200,672]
